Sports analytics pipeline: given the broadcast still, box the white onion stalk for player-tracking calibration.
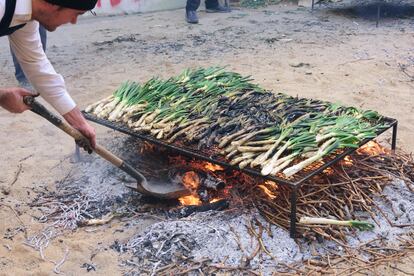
[85,95,114,113]
[270,152,300,175]
[283,137,337,177]
[218,128,252,148]
[261,141,291,176]
[251,128,292,168]
[238,158,255,169]
[237,144,273,153]
[230,152,256,166]
[108,101,128,121]
[96,98,121,118]
[299,217,374,231]
[225,127,277,154]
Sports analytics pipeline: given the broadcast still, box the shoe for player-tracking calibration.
[186,10,199,24]
[206,5,231,13]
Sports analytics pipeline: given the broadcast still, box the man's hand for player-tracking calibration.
[63,107,96,150]
[0,87,34,113]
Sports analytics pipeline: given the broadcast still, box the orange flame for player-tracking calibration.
[179,195,202,205]
[209,198,222,203]
[140,142,157,154]
[181,171,200,193]
[339,155,354,167]
[204,162,224,172]
[258,180,278,199]
[357,141,390,155]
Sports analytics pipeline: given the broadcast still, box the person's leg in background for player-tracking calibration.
[186,0,201,24]
[11,25,47,88]
[205,0,231,12]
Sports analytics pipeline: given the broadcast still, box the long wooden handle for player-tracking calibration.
[59,120,147,184]
[24,96,123,168]
[24,96,148,186]
[59,122,123,167]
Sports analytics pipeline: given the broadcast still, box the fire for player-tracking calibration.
[323,167,334,174]
[204,162,224,172]
[182,171,200,193]
[342,156,354,166]
[357,141,390,155]
[258,180,278,199]
[179,195,202,205]
[178,161,227,206]
[209,198,222,203]
[140,141,157,153]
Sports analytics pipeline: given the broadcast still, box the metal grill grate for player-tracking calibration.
[83,112,397,188]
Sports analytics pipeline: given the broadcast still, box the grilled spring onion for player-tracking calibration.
[299,217,375,231]
[261,132,317,176]
[283,137,338,177]
[86,67,388,177]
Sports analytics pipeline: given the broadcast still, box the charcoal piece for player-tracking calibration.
[178,199,229,217]
[202,174,225,191]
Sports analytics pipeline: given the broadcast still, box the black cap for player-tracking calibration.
[45,0,98,11]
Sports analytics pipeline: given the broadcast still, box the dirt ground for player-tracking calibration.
[1,1,413,275]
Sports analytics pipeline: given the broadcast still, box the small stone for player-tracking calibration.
[289,62,310,68]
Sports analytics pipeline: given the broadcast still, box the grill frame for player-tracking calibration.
[83,112,398,238]
[83,112,397,189]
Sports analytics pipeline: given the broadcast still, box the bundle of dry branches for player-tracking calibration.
[252,146,414,240]
[245,144,414,274]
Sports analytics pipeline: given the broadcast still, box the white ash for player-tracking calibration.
[64,135,133,199]
[346,179,414,248]
[124,209,302,274]
[382,179,413,225]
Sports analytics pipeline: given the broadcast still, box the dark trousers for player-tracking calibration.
[11,24,47,84]
[186,0,219,11]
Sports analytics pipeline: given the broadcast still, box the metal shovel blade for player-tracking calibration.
[132,179,191,199]
[120,162,190,199]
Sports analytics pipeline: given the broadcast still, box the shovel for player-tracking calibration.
[23,96,190,199]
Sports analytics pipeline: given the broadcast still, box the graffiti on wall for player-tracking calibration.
[96,0,133,8]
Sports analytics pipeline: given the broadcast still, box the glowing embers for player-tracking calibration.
[357,141,390,156]
[340,141,390,167]
[258,181,278,199]
[181,171,200,193]
[341,156,354,166]
[179,171,202,206]
[171,160,228,206]
[203,162,224,172]
[179,195,202,206]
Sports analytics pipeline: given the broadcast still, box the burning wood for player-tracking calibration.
[203,174,225,190]
[169,168,227,206]
[177,199,229,217]
[178,195,202,206]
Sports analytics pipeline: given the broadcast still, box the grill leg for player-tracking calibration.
[392,122,398,151]
[290,188,298,238]
[311,0,314,10]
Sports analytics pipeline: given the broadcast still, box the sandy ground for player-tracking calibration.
[1,1,414,275]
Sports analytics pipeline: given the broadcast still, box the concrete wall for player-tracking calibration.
[94,0,187,15]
